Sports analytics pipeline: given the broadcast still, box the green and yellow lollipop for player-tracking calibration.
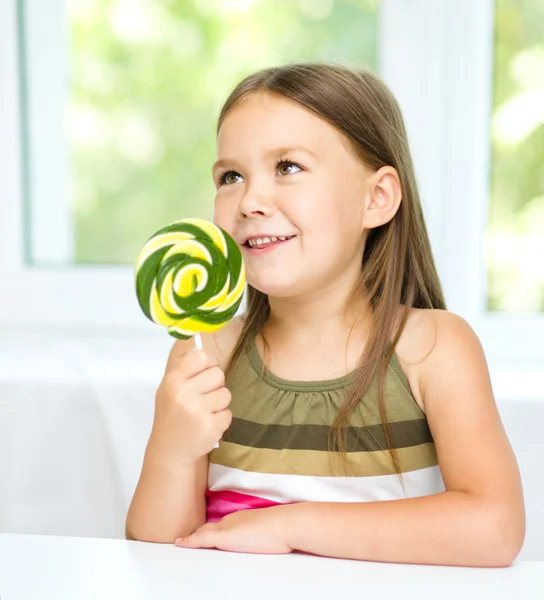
[135,218,245,348]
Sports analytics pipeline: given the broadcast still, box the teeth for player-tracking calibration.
[248,235,291,247]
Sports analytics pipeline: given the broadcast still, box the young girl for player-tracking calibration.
[126,62,525,567]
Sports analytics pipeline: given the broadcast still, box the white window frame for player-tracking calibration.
[0,0,157,336]
[1,0,543,366]
[380,0,544,368]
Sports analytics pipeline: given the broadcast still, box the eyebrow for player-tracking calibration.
[211,145,318,175]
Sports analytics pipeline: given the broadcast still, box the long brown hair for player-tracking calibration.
[218,62,446,473]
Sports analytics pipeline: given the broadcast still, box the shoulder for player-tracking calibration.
[167,316,245,371]
[395,307,478,359]
[394,307,485,412]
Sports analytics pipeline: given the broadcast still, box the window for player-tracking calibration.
[1,0,542,371]
[488,0,544,314]
[21,0,380,266]
[379,0,543,368]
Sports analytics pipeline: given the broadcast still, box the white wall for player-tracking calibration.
[496,400,544,561]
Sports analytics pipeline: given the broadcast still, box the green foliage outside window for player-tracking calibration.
[67,0,379,265]
[488,0,544,312]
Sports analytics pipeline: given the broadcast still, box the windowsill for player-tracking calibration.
[0,325,171,386]
[0,325,542,401]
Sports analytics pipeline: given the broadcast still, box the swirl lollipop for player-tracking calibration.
[135,218,245,349]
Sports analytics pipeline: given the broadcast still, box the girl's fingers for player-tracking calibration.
[202,387,232,413]
[176,523,221,548]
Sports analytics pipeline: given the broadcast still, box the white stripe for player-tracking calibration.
[168,325,195,338]
[208,463,445,503]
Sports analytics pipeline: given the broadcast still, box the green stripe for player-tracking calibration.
[135,246,169,320]
[223,417,434,452]
[237,336,424,418]
[226,356,425,428]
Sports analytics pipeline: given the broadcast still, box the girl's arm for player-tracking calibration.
[126,318,243,543]
[126,450,208,543]
[125,337,209,542]
[282,311,525,566]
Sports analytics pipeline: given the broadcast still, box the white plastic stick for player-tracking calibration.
[193,332,203,350]
[193,332,219,449]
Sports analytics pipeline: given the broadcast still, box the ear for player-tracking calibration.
[362,166,402,230]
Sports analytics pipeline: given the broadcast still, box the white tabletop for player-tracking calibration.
[0,534,543,600]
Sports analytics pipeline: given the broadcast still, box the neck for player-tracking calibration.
[263,282,372,347]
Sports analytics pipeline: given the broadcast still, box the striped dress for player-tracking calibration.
[206,337,445,521]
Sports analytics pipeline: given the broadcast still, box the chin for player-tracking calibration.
[248,278,298,298]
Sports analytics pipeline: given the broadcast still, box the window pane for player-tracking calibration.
[487,0,544,313]
[22,0,380,266]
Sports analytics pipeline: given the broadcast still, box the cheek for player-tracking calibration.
[303,192,363,256]
[299,187,347,233]
[213,198,236,233]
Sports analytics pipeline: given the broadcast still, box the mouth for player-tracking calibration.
[243,235,296,252]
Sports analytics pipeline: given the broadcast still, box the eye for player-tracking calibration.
[217,170,243,186]
[277,160,302,176]
[217,159,302,187]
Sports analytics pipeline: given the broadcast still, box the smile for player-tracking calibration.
[244,235,296,253]
[246,235,295,248]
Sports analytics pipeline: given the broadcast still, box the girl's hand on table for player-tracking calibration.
[175,506,294,554]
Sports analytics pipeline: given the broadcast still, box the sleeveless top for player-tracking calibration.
[206,337,445,522]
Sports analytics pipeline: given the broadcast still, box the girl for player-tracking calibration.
[126,62,525,567]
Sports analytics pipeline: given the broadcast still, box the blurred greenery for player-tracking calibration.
[488,0,544,313]
[65,0,379,265]
[30,0,544,314]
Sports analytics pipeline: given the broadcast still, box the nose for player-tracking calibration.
[238,184,276,220]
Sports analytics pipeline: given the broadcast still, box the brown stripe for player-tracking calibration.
[211,441,439,477]
[223,417,433,452]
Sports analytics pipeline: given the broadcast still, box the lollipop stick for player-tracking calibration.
[193,332,219,449]
[193,333,203,351]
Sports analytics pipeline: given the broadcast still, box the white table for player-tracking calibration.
[0,534,543,600]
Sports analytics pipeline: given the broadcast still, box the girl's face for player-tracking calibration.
[213,92,372,299]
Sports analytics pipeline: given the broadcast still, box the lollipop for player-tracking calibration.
[134,218,245,350]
